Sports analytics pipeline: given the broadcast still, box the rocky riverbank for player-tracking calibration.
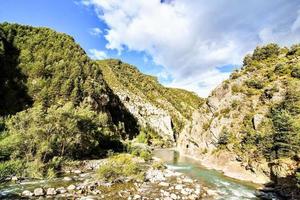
[1,158,218,200]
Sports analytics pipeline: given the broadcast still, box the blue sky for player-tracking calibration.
[1,0,300,96]
[0,0,166,82]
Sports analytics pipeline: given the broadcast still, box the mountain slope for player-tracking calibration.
[0,23,139,178]
[97,59,204,145]
[178,44,300,198]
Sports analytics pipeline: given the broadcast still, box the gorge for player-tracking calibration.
[0,23,299,199]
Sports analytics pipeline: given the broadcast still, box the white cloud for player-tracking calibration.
[88,49,107,60]
[83,0,300,97]
[89,27,102,36]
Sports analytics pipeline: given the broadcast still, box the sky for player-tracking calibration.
[1,0,300,97]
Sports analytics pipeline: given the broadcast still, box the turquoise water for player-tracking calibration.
[153,149,273,200]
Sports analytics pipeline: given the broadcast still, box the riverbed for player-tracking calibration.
[153,149,277,200]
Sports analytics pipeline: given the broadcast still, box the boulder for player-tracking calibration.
[33,188,45,196]
[56,187,67,194]
[63,176,73,181]
[159,182,170,187]
[67,184,76,191]
[22,190,33,197]
[46,188,57,195]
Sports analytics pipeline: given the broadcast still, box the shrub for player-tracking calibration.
[291,65,300,78]
[231,84,243,93]
[246,79,264,89]
[139,150,152,161]
[252,44,280,61]
[0,160,24,180]
[97,154,144,181]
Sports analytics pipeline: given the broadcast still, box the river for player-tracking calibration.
[153,148,278,200]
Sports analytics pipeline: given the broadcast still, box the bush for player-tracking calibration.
[0,160,24,180]
[97,154,144,181]
[252,44,280,61]
[291,65,300,78]
[246,79,264,89]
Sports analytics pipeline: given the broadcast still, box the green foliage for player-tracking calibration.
[245,79,265,89]
[291,65,300,78]
[0,160,24,180]
[0,23,108,113]
[252,43,280,61]
[97,154,144,181]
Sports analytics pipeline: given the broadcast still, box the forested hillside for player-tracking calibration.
[179,44,300,198]
[0,23,138,179]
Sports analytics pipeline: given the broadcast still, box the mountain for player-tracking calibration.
[178,44,300,198]
[97,59,203,146]
[0,23,140,178]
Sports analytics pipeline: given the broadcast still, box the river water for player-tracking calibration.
[153,149,271,200]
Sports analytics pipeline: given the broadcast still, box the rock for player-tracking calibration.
[175,184,183,190]
[73,169,82,174]
[63,176,73,181]
[80,196,98,200]
[46,188,57,195]
[56,187,67,194]
[182,177,193,183]
[11,176,18,181]
[253,114,264,130]
[159,182,170,187]
[170,193,177,199]
[34,188,45,196]
[22,190,33,197]
[133,194,141,199]
[146,169,166,182]
[67,184,76,191]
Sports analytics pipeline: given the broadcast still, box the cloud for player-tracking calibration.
[88,49,107,60]
[89,27,102,36]
[83,0,300,97]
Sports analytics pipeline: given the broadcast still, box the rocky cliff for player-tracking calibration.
[97,59,204,145]
[178,44,300,197]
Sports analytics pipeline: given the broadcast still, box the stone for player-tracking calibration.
[175,184,183,190]
[56,187,67,194]
[67,184,76,191]
[73,169,82,174]
[11,176,18,181]
[22,190,33,197]
[46,188,57,195]
[63,176,73,181]
[170,193,177,199]
[33,188,45,196]
[133,194,141,199]
[253,114,264,130]
[159,182,170,187]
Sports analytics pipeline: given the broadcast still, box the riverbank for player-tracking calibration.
[176,147,270,185]
[0,154,214,200]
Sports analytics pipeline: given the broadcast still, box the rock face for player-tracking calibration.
[177,44,300,185]
[116,91,174,141]
[98,59,203,144]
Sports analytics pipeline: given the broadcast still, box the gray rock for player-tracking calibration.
[56,187,67,194]
[46,188,57,195]
[73,169,82,174]
[159,182,170,187]
[253,114,264,130]
[22,190,33,197]
[34,188,45,196]
[133,194,141,199]
[67,184,76,191]
[63,176,73,181]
